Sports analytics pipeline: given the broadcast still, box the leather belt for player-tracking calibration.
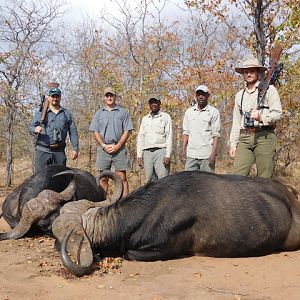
[145,147,161,152]
[240,126,274,134]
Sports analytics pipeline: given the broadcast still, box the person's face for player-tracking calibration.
[104,93,116,105]
[149,100,161,113]
[195,91,209,108]
[242,67,260,84]
[49,94,61,106]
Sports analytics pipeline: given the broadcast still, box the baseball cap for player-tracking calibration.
[104,87,117,96]
[195,85,209,93]
[148,94,161,102]
[48,87,61,96]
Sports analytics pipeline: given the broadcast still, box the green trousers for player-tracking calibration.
[233,130,277,178]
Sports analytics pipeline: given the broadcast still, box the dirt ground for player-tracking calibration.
[1,162,300,300]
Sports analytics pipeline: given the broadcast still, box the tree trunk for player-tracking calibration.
[5,108,14,187]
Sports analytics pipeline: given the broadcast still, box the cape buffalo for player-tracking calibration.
[0,165,123,240]
[50,171,299,277]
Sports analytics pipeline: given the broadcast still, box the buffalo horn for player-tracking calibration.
[0,180,76,240]
[60,229,93,277]
[96,170,123,202]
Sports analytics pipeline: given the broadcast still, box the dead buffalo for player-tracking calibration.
[0,165,123,240]
[50,171,298,277]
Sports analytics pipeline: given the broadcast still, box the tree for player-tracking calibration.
[0,0,65,186]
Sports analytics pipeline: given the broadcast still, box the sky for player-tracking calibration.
[66,0,187,22]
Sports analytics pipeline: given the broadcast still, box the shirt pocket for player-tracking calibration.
[153,118,165,135]
[98,116,109,128]
[57,114,68,129]
[202,115,212,132]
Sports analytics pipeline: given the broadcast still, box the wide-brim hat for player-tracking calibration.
[235,57,267,74]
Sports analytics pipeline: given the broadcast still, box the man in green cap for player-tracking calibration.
[29,84,79,172]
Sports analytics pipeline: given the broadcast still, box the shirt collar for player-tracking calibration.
[147,110,162,118]
[245,81,260,93]
[101,105,120,111]
[193,104,210,111]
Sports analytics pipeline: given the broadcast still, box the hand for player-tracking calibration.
[250,109,262,122]
[208,153,217,166]
[229,146,237,158]
[137,157,144,167]
[35,126,43,134]
[71,151,78,160]
[105,143,120,154]
[181,151,186,162]
[163,157,171,166]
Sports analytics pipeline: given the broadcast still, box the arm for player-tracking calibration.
[29,111,43,135]
[68,113,79,159]
[182,134,189,161]
[136,118,145,167]
[165,114,173,158]
[251,85,282,125]
[229,94,242,157]
[182,110,189,161]
[209,109,220,165]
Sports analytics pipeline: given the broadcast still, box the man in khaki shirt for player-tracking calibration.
[229,57,282,178]
[137,95,173,183]
[182,85,221,172]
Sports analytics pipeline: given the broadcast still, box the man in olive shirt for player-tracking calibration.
[229,57,282,178]
[182,85,220,172]
[89,87,133,196]
[137,95,173,183]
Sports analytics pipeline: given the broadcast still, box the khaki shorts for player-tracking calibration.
[96,146,130,171]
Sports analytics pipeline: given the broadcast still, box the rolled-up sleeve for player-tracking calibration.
[211,109,221,138]
[260,85,282,125]
[165,114,173,158]
[182,110,189,135]
[136,118,146,158]
[229,95,242,147]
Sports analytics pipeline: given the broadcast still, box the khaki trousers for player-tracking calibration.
[233,130,277,178]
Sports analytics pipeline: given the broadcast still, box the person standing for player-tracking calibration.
[29,84,79,172]
[137,95,173,183]
[229,57,282,178]
[182,85,220,172]
[89,87,133,196]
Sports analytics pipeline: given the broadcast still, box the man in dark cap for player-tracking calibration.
[89,87,133,196]
[137,94,173,183]
[29,83,79,171]
[229,57,282,178]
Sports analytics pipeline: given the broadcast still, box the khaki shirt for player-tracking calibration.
[137,110,173,158]
[183,104,221,159]
[229,82,282,147]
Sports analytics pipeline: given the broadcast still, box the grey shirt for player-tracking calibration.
[89,105,133,147]
[183,104,221,159]
[29,107,79,152]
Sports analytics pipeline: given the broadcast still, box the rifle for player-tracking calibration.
[39,82,59,125]
[257,47,283,109]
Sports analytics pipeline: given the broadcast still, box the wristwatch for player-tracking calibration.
[101,143,106,149]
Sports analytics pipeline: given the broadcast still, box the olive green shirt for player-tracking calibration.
[229,82,282,147]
